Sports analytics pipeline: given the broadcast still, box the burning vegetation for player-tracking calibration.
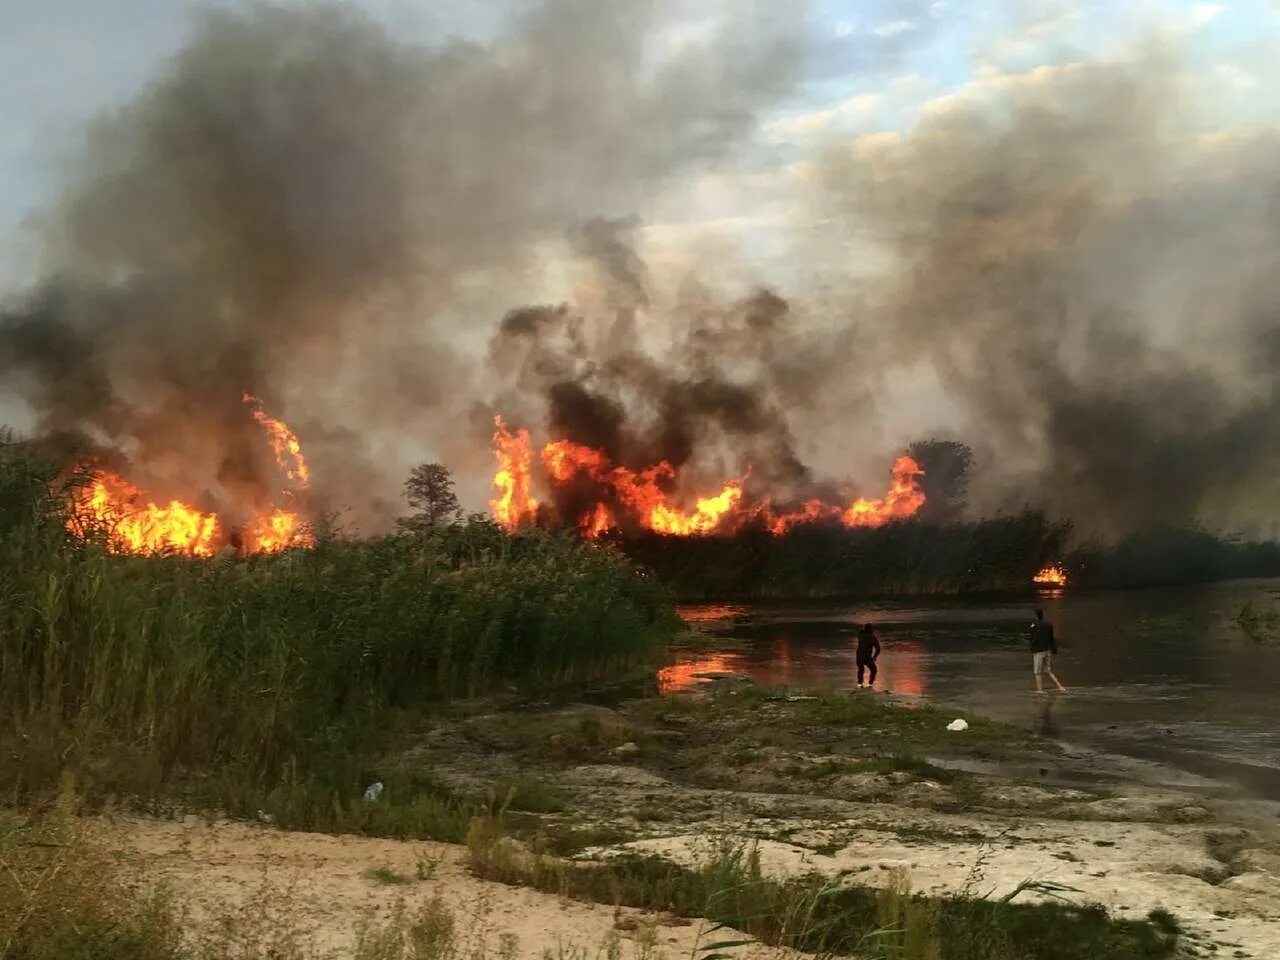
[0,2,1276,585]
[66,396,312,556]
[489,414,925,538]
[1033,564,1070,588]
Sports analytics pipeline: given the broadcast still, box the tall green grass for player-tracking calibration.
[0,440,677,818]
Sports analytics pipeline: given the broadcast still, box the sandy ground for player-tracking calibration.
[615,804,1280,959]
[105,816,785,960]
[95,693,1280,959]
[102,787,1280,960]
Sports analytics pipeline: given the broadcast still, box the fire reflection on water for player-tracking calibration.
[655,654,749,694]
[657,631,932,697]
[859,636,927,696]
[674,604,746,623]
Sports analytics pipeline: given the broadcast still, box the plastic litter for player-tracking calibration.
[362,781,384,802]
[946,718,969,732]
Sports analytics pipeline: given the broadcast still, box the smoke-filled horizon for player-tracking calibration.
[0,2,1277,539]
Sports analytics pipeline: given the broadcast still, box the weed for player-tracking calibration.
[537,824,634,858]
[365,866,412,886]
[493,778,568,814]
[634,805,673,823]
[416,850,444,880]
[1238,599,1280,642]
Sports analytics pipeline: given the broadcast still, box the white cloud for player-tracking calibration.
[1215,63,1259,90]
[1190,4,1225,26]
[764,93,882,142]
[872,19,918,38]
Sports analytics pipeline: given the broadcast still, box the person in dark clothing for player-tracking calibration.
[1030,608,1066,694]
[856,623,881,689]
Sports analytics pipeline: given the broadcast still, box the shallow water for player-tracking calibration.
[666,579,1280,801]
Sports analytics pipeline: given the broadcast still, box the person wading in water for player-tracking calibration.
[856,623,881,689]
[1031,608,1067,694]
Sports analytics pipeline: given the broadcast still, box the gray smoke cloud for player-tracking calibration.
[486,213,876,531]
[817,48,1280,535]
[0,0,806,529]
[4,4,1277,540]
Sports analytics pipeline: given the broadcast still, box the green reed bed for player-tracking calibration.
[0,442,677,821]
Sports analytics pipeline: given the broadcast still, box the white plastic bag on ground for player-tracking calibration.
[946,718,969,732]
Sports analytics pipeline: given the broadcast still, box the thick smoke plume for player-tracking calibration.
[0,0,805,528]
[3,4,1278,540]
[818,49,1280,535]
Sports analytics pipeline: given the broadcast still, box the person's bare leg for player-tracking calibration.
[1035,673,1044,694]
[1048,671,1066,692]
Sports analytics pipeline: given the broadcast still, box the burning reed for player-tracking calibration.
[0,439,676,816]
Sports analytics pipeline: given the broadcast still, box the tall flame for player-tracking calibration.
[539,440,746,537]
[1033,564,1069,587]
[72,473,220,557]
[765,455,926,533]
[243,393,310,489]
[490,416,539,531]
[246,508,309,553]
[68,396,313,556]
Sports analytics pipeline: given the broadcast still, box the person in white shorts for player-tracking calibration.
[1030,608,1066,694]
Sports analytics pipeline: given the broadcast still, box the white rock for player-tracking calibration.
[946,719,969,732]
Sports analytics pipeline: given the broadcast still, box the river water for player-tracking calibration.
[664,579,1280,802]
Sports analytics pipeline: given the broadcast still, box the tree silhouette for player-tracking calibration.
[908,439,974,524]
[399,462,461,532]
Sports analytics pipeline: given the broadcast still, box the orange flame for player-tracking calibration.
[765,456,926,534]
[72,473,220,556]
[539,440,745,537]
[246,508,311,553]
[645,480,743,535]
[490,416,540,531]
[71,472,312,556]
[582,502,615,538]
[243,394,310,490]
[492,426,926,538]
[1033,564,1069,587]
[68,395,314,557]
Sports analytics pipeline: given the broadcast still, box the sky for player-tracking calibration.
[4,0,1276,287]
[2,1,1279,529]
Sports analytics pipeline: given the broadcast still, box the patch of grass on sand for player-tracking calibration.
[1237,598,1280,642]
[852,753,959,783]
[467,817,1181,960]
[536,824,636,858]
[491,777,568,814]
[634,805,674,823]
[364,866,412,886]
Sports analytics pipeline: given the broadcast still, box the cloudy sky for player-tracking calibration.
[4,0,1274,287]
[2,1,1278,532]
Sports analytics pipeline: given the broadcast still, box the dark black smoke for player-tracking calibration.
[0,0,806,527]
[487,241,834,528]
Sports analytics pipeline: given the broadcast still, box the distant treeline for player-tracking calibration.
[614,514,1280,600]
[617,511,1073,600]
[1067,527,1280,591]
